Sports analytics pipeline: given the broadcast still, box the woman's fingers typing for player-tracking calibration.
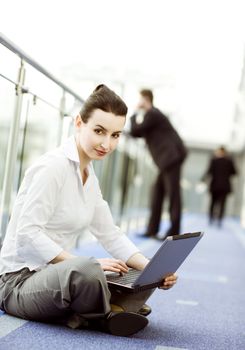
[97,260,178,290]
[97,258,129,273]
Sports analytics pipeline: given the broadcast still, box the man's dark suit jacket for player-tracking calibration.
[130,107,187,170]
[205,156,237,194]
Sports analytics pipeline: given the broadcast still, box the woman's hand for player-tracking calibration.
[97,258,129,274]
[50,251,76,264]
[159,273,178,290]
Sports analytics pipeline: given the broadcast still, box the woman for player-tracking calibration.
[0,85,177,336]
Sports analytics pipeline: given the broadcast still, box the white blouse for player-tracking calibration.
[0,136,139,275]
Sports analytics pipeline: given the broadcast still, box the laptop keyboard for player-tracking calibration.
[106,268,142,285]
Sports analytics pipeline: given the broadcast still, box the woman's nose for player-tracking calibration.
[100,137,110,150]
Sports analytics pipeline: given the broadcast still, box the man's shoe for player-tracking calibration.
[137,304,152,316]
[101,311,148,336]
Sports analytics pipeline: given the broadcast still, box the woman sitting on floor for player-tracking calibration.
[0,85,177,337]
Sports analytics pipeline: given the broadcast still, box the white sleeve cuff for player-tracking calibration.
[99,233,140,262]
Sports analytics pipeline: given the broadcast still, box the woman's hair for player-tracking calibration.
[140,89,154,104]
[79,84,128,123]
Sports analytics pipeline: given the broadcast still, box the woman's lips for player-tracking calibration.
[95,149,107,156]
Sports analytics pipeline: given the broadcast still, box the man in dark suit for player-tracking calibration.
[202,146,237,226]
[130,89,187,239]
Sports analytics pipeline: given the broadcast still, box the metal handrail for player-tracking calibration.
[0,72,63,112]
[0,32,84,103]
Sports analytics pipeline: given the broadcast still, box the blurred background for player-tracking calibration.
[1,0,245,241]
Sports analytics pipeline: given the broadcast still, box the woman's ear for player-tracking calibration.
[75,114,82,129]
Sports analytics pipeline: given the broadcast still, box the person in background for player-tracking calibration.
[130,89,187,239]
[0,85,177,337]
[202,146,237,226]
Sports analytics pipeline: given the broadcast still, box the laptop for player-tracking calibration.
[106,231,204,293]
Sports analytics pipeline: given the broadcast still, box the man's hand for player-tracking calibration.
[97,258,129,274]
[159,273,178,290]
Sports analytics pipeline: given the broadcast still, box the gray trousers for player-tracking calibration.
[0,257,154,324]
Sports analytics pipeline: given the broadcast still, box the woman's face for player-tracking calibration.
[75,108,125,161]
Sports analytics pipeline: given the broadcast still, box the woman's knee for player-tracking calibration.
[59,256,106,287]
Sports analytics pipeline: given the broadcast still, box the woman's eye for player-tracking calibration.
[113,134,120,139]
[94,129,103,135]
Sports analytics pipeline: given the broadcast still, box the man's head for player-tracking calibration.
[215,146,227,158]
[138,89,154,111]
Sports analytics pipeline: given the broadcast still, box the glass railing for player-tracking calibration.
[0,34,83,242]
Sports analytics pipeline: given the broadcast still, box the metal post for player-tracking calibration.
[57,90,66,146]
[0,59,26,241]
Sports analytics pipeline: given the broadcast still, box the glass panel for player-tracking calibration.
[0,45,20,82]
[61,115,74,142]
[0,78,16,200]
[0,44,21,199]
[182,150,210,214]
[60,93,81,143]
[25,63,63,109]
[65,93,80,117]
[0,75,16,240]
[15,96,61,188]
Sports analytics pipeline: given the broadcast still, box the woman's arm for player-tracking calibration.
[89,169,177,289]
[16,160,66,267]
[130,109,161,137]
[126,252,149,270]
